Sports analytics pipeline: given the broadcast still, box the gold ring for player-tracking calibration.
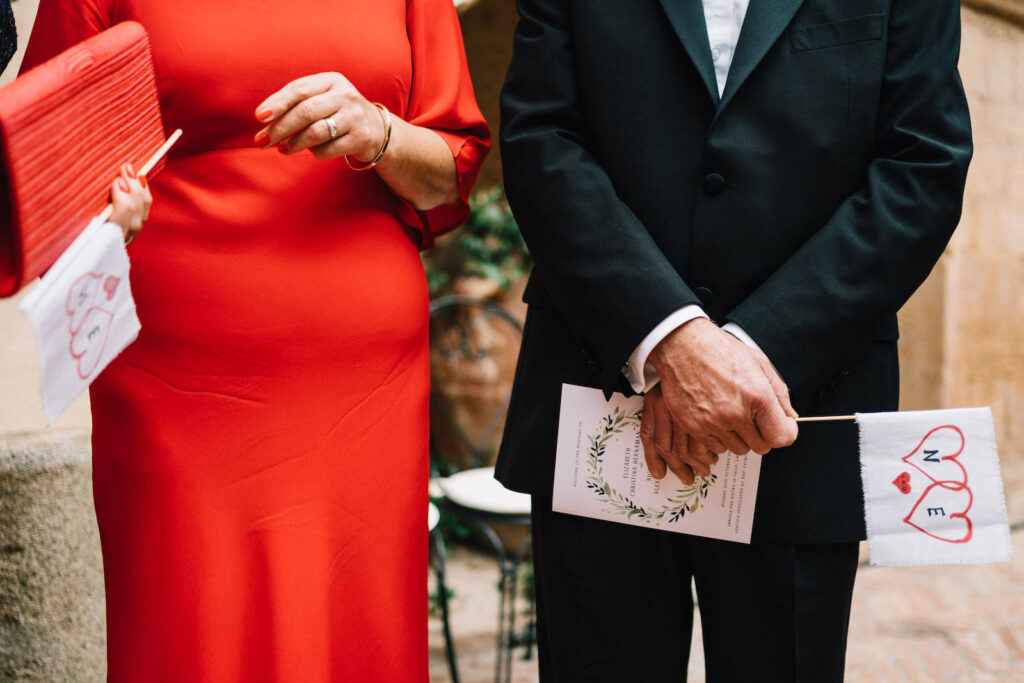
[324,116,338,140]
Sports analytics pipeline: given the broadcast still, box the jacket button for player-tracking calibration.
[703,173,726,196]
[695,287,714,308]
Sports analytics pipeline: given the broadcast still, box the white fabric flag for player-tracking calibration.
[19,218,141,425]
[858,408,1011,567]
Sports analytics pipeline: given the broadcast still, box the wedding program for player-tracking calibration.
[553,384,761,543]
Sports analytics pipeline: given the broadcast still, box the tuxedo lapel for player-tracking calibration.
[656,0,720,105]
[717,0,806,112]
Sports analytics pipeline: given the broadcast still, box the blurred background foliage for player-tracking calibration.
[423,185,532,298]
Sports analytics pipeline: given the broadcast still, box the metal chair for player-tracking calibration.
[429,501,459,683]
[428,294,536,683]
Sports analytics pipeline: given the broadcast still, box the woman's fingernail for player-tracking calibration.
[256,107,274,122]
[254,131,270,147]
[125,164,137,179]
[139,174,148,189]
[277,142,289,154]
[117,178,130,193]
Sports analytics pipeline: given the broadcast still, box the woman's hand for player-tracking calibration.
[253,72,386,163]
[253,73,459,211]
[109,163,152,246]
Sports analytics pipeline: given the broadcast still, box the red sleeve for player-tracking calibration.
[20,0,113,72]
[397,0,491,249]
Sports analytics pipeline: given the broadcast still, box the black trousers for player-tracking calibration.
[531,495,859,682]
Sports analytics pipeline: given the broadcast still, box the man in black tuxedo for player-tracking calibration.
[496,0,972,680]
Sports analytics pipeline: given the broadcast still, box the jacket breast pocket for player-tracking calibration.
[788,13,886,53]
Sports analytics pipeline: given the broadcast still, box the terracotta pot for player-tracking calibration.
[429,292,522,472]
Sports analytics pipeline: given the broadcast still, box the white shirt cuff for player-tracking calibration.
[622,305,708,393]
[722,321,762,353]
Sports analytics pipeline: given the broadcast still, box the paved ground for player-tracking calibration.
[429,531,1024,683]
[429,461,1024,683]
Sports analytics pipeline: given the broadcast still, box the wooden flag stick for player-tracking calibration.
[795,415,857,422]
[97,128,183,223]
[138,128,183,175]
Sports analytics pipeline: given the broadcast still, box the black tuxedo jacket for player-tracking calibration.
[495,0,972,543]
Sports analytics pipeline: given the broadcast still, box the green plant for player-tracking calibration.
[423,185,532,296]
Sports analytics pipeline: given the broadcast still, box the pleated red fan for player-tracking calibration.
[0,21,167,297]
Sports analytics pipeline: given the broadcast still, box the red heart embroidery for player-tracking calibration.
[102,275,120,301]
[892,471,911,494]
[903,480,973,544]
[901,425,967,487]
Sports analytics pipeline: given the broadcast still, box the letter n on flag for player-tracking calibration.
[858,408,1011,567]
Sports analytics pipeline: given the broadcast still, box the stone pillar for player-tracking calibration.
[0,431,105,682]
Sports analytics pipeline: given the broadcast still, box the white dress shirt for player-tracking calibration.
[704,0,750,95]
[622,0,756,394]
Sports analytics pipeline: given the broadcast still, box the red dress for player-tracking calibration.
[23,2,488,680]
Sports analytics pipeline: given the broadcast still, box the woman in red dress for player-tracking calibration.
[23,1,488,680]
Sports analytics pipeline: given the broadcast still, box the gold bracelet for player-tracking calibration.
[345,103,392,171]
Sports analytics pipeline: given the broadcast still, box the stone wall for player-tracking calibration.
[965,0,1024,29]
[0,431,105,681]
